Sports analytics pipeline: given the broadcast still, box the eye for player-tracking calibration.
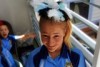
[54,35,59,39]
[42,35,49,39]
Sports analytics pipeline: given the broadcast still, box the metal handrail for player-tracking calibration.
[85,60,92,67]
[65,6,98,66]
[65,7,99,32]
[72,24,96,50]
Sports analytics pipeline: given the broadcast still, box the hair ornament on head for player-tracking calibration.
[58,2,73,19]
[48,9,65,21]
[30,0,72,22]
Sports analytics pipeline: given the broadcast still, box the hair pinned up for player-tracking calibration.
[30,0,72,22]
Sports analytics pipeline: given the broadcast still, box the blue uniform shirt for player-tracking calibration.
[0,56,3,67]
[25,45,86,67]
[0,47,16,67]
[1,35,16,51]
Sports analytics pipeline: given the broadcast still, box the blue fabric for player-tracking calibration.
[25,45,86,67]
[71,48,86,67]
[0,47,16,67]
[25,47,41,67]
[0,56,3,67]
[1,35,16,51]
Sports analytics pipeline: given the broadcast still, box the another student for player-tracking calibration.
[26,0,86,67]
[0,20,35,51]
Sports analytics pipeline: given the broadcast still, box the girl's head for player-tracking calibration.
[40,17,72,53]
[0,20,13,38]
[32,1,72,52]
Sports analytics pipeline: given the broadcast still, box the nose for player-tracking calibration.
[47,38,54,46]
[3,30,6,33]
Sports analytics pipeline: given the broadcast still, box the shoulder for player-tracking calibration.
[71,47,86,67]
[29,46,42,57]
[71,47,83,56]
[27,46,42,61]
[25,46,42,67]
[8,35,16,40]
[71,48,82,53]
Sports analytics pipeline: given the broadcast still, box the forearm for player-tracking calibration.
[14,33,35,41]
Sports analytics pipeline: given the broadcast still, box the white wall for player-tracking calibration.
[88,0,100,22]
[0,0,33,34]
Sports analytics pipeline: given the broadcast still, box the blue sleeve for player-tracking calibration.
[25,47,41,67]
[72,48,86,67]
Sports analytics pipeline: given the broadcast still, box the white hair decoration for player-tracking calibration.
[48,9,65,21]
[30,0,72,21]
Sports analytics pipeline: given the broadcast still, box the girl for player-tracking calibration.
[26,0,86,67]
[0,20,35,51]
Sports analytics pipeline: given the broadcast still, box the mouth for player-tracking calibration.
[3,34,7,37]
[47,46,56,50]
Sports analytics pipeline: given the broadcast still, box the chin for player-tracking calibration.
[48,49,56,53]
[3,36,7,38]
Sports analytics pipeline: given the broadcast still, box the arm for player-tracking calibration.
[14,33,35,41]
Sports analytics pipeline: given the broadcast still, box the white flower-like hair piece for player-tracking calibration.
[48,9,65,21]
[30,0,73,21]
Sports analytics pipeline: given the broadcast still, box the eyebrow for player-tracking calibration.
[42,32,59,35]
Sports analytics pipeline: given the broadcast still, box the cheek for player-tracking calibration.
[56,37,64,44]
[41,37,48,45]
[0,31,3,35]
[6,30,9,34]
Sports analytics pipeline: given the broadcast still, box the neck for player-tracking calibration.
[49,52,60,59]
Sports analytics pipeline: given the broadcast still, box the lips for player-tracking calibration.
[47,46,56,50]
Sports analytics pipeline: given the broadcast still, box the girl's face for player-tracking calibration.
[40,22,66,53]
[0,25,9,38]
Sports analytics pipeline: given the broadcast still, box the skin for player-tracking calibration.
[0,25,9,38]
[40,22,66,59]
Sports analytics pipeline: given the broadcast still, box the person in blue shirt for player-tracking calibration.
[0,20,35,51]
[26,0,86,67]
